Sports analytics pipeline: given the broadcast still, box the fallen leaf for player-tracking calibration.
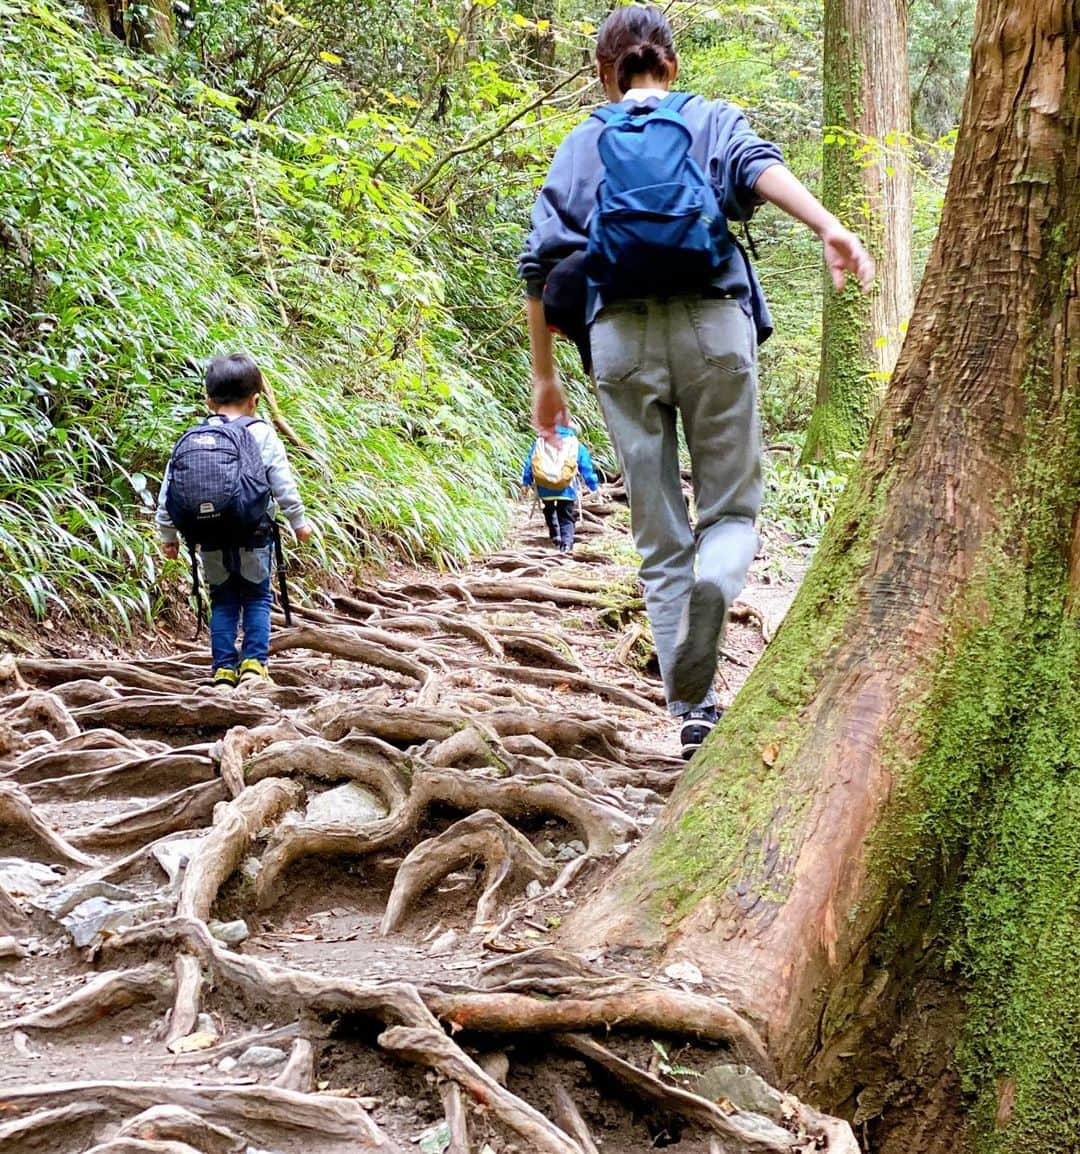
[761,742,779,766]
[167,1030,218,1054]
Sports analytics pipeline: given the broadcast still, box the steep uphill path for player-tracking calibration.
[0,486,856,1154]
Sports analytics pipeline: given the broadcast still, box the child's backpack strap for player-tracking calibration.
[590,104,619,125]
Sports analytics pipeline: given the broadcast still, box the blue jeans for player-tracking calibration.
[209,572,273,671]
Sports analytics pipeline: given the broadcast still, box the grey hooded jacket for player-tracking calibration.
[517,93,784,342]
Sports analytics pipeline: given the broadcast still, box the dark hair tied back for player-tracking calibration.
[596,5,676,95]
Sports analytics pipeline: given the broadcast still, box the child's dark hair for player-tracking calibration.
[205,353,263,402]
[596,4,677,95]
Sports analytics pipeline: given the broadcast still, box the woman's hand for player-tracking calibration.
[821,224,875,293]
[753,165,876,293]
[162,541,180,561]
[532,377,569,433]
[295,523,314,545]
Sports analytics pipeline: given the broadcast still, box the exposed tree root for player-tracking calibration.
[367,611,506,660]
[17,658,196,696]
[490,628,583,672]
[68,780,228,850]
[556,1032,793,1153]
[425,981,772,1077]
[273,1037,316,1093]
[308,701,625,759]
[459,578,611,609]
[214,719,306,797]
[75,828,209,888]
[105,916,440,1029]
[172,1021,318,1066]
[0,781,97,865]
[166,952,205,1048]
[379,1025,583,1154]
[439,1080,470,1154]
[0,882,28,934]
[114,1104,248,1153]
[270,625,432,683]
[178,777,303,922]
[70,695,275,731]
[167,777,304,1042]
[0,1082,396,1146]
[84,1139,206,1154]
[730,600,772,643]
[1,965,174,1032]
[245,735,409,810]
[549,1079,601,1154]
[23,750,217,802]
[255,765,636,907]
[0,1102,108,1150]
[1,689,81,740]
[476,663,665,715]
[381,809,554,934]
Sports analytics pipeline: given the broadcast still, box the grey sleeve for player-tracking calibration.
[155,463,178,543]
[707,103,785,223]
[260,427,309,531]
[517,125,599,295]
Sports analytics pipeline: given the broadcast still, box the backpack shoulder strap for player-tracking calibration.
[590,104,620,125]
[660,91,695,115]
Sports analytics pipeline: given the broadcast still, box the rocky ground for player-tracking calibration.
[0,488,860,1154]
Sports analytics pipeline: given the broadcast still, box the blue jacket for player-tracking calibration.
[517,93,783,343]
[522,427,600,501]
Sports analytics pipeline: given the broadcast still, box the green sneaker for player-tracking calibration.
[212,667,239,688]
[238,658,273,684]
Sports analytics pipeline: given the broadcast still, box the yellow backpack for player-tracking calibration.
[531,433,579,489]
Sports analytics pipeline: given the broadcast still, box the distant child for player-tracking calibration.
[521,425,599,553]
[157,354,313,686]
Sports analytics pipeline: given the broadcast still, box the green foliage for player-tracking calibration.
[0,0,974,627]
[0,0,528,625]
[909,0,976,141]
[761,451,849,541]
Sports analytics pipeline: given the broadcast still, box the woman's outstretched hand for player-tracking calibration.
[821,224,875,293]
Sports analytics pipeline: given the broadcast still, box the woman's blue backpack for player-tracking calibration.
[585,92,731,300]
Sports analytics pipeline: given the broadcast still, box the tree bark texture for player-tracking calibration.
[803,0,913,465]
[569,4,1078,1152]
[89,0,176,53]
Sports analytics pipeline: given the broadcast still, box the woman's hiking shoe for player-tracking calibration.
[239,658,273,684]
[680,706,721,760]
[212,667,238,688]
[671,579,728,706]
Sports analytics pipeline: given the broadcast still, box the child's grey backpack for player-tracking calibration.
[165,415,291,630]
[165,415,271,550]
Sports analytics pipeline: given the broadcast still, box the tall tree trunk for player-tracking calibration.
[802,0,913,466]
[568,3,1078,1152]
[89,0,176,53]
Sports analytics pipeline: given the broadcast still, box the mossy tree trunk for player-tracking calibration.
[567,3,1078,1151]
[89,0,176,53]
[802,0,913,466]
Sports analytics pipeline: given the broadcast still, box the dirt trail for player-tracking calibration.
[0,489,852,1154]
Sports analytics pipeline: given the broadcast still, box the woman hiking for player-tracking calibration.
[518,3,874,759]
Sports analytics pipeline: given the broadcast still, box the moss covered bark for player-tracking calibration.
[568,4,1079,1150]
[804,0,912,467]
